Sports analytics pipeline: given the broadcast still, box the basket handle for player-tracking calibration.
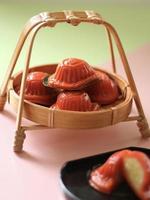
[0,10,140,115]
[0,14,44,97]
[101,21,145,116]
[0,10,141,105]
[0,10,116,97]
[39,10,116,72]
[37,10,147,119]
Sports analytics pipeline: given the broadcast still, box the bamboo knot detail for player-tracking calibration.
[44,18,56,27]
[67,17,80,26]
[64,10,80,26]
[85,10,102,24]
[40,12,56,27]
[137,118,150,138]
[14,129,26,152]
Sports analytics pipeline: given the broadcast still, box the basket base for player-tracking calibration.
[137,118,150,138]
[13,129,26,152]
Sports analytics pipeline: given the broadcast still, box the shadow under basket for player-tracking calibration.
[8,64,133,129]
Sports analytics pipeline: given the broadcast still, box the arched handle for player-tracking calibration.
[101,21,148,121]
[0,14,44,97]
[0,10,114,97]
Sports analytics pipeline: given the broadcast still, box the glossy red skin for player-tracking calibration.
[47,58,98,90]
[123,151,150,200]
[24,94,56,106]
[89,150,131,194]
[25,71,51,95]
[53,91,100,111]
[16,71,57,106]
[86,70,120,105]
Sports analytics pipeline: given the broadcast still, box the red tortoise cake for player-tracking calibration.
[52,91,100,112]
[16,71,57,106]
[46,58,98,90]
[89,149,150,200]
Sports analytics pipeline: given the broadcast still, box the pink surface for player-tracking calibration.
[0,44,150,200]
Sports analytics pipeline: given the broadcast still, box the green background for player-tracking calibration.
[0,0,150,85]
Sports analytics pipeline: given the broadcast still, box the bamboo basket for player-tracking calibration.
[9,64,132,128]
[0,11,149,152]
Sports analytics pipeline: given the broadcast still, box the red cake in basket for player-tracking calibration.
[86,70,120,105]
[52,91,100,112]
[46,58,98,90]
[17,71,57,106]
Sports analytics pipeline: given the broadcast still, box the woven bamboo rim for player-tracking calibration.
[8,64,133,129]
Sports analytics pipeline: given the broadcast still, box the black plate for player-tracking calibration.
[60,146,150,200]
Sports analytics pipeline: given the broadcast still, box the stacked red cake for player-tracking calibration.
[16,58,120,111]
[46,58,120,111]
